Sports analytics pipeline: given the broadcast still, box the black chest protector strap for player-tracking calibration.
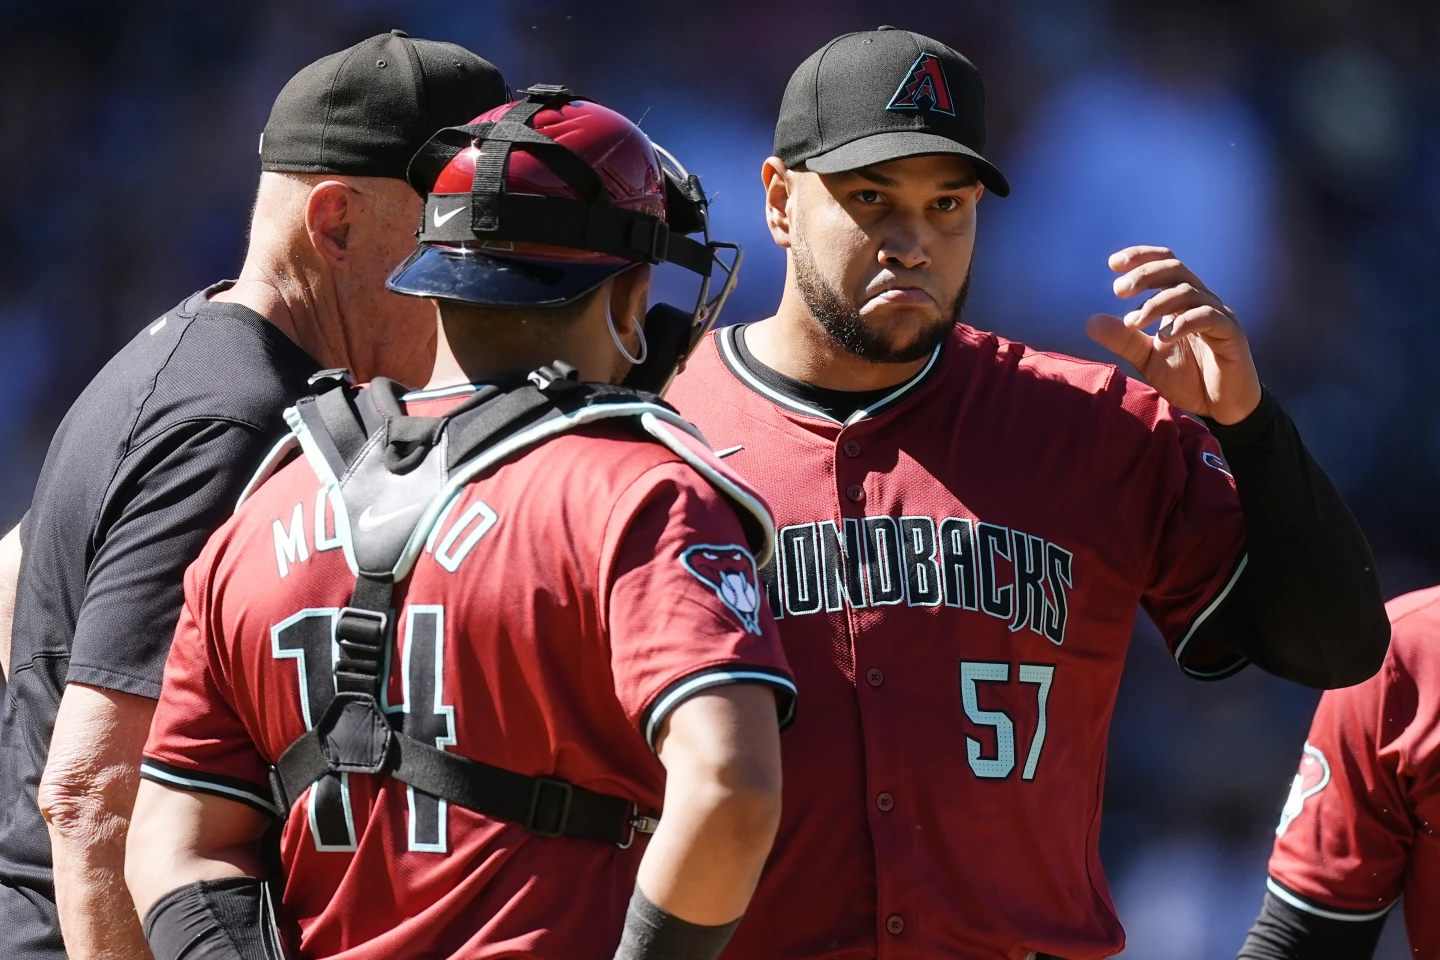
[269,366,669,848]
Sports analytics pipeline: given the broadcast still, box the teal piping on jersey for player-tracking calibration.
[236,431,301,511]
[1172,553,1251,679]
[236,385,486,512]
[139,761,281,818]
[1265,877,1396,922]
[639,413,776,568]
[402,383,481,402]
[717,324,941,426]
[644,669,799,749]
[283,398,777,578]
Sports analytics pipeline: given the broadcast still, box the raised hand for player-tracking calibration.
[1085,246,1262,425]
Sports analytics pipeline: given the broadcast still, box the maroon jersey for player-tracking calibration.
[141,386,795,960]
[664,324,1248,960]
[1267,586,1440,951]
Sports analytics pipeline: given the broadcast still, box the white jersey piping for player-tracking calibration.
[1265,877,1396,923]
[286,399,771,582]
[717,324,941,425]
[1172,553,1250,677]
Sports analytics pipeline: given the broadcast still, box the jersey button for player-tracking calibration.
[866,667,884,687]
[843,439,861,457]
[846,484,865,503]
[886,914,905,935]
[876,792,894,812]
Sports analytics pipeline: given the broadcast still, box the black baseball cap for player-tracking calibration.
[259,29,508,189]
[774,26,1009,197]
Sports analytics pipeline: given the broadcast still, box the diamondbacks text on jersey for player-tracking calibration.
[666,323,1248,960]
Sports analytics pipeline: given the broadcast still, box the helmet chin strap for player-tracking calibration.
[605,301,648,366]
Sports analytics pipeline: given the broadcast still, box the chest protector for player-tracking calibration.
[240,364,774,847]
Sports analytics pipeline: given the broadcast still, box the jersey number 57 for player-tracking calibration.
[960,660,1055,781]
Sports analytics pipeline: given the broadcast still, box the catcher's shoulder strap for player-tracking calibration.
[260,363,769,848]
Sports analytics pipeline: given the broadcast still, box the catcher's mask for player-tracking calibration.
[387,84,742,395]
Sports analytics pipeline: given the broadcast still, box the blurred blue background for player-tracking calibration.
[1,0,1434,955]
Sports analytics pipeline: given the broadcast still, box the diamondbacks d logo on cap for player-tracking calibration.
[887,52,955,116]
[681,544,763,635]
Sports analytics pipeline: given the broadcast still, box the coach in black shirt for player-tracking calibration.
[0,31,507,960]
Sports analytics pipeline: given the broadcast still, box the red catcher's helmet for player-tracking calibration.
[387,85,741,394]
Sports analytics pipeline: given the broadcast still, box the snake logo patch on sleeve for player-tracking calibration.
[681,544,763,635]
[1276,742,1331,837]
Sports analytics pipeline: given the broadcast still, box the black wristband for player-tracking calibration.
[612,885,742,960]
[143,877,286,960]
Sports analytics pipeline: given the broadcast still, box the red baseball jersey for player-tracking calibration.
[141,386,795,960]
[1266,585,1440,951]
[665,323,1248,960]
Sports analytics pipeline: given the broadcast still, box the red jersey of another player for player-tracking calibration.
[665,323,1248,960]
[1266,585,1440,952]
[140,386,796,959]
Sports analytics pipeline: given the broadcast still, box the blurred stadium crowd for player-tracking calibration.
[1,0,1436,955]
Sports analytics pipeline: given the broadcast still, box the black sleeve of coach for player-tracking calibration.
[1195,388,1389,689]
[67,420,273,698]
[1236,891,1386,960]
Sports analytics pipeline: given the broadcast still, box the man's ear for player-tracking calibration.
[762,157,794,250]
[304,180,355,266]
[608,263,652,339]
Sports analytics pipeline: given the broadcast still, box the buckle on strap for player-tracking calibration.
[335,607,390,694]
[523,83,576,102]
[617,804,660,850]
[336,606,389,651]
[636,218,669,262]
[525,777,574,838]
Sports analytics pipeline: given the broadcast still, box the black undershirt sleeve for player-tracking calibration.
[1237,891,1388,960]
[1192,389,1389,689]
[143,877,286,960]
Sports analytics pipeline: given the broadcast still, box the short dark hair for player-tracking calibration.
[436,284,604,328]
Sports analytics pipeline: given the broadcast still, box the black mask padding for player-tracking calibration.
[624,303,697,393]
[663,173,708,236]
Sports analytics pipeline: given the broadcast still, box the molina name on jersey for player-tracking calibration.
[666,323,1248,960]
[141,386,795,960]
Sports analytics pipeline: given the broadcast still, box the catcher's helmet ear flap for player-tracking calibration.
[387,85,741,395]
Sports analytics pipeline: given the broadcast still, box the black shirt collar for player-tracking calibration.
[177,281,320,376]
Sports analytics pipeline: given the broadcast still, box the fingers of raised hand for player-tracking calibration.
[1085,313,1154,368]
[1156,305,1235,344]
[1112,257,1213,299]
[1108,245,1176,273]
[1122,283,1215,331]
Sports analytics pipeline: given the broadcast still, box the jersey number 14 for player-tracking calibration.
[271,605,457,853]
